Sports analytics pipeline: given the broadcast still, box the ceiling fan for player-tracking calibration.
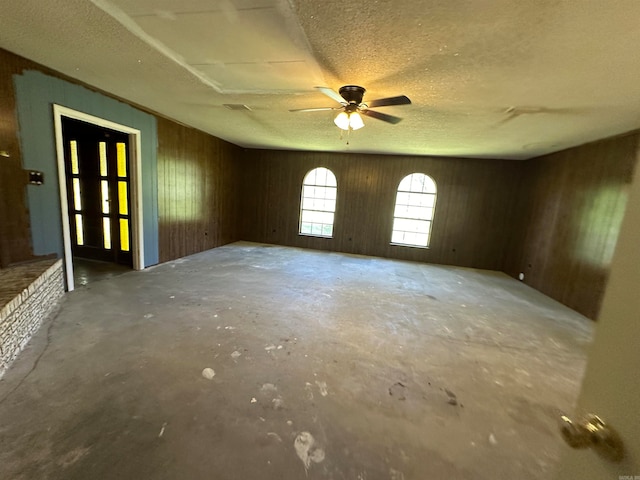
[290,86,411,131]
[495,105,590,126]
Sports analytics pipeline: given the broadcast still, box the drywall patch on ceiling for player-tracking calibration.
[121,0,276,17]
[103,0,324,94]
[3,0,640,158]
[89,0,224,92]
[223,104,252,111]
[196,61,320,93]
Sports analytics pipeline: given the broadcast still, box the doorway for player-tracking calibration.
[53,105,144,291]
[62,117,132,268]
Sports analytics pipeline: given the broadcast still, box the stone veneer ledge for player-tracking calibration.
[0,259,65,378]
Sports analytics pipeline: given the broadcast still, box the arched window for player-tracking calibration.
[391,173,437,247]
[299,167,337,237]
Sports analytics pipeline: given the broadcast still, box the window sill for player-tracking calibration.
[390,242,430,250]
[299,233,333,239]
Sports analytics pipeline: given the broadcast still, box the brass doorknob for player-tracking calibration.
[559,414,624,462]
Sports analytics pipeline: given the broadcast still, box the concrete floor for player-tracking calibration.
[73,257,132,287]
[0,242,593,479]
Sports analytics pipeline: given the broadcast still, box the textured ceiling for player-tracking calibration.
[1,0,640,159]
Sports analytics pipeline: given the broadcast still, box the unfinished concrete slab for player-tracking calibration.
[0,242,593,479]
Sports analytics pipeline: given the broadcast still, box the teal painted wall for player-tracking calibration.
[14,70,159,267]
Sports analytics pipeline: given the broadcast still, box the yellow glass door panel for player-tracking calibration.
[62,117,132,266]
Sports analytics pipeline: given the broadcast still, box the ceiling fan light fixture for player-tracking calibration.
[297,85,409,131]
[334,111,365,131]
[349,112,364,130]
[334,112,350,130]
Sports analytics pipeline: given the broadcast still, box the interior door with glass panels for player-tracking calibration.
[62,117,132,266]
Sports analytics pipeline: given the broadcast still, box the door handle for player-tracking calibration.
[559,414,624,462]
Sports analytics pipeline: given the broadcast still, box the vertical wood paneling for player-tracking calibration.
[0,49,35,267]
[0,47,239,266]
[505,133,639,319]
[2,49,638,322]
[157,118,241,262]
[240,150,522,271]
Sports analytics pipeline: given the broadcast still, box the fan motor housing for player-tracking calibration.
[339,85,366,104]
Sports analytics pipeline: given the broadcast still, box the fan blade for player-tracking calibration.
[367,95,411,108]
[315,86,347,105]
[289,107,342,112]
[361,109,403,124]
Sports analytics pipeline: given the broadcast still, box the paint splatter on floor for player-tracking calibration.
[315,381,328,396]
[389,468,405,480]
[304,382,314,400]
[294,431,325,471]
[58,446,92,468]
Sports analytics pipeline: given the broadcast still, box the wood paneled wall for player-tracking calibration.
[0,49,35,267]
[240,150,522,271]
[0,47,242,267]
[157,118,242,263]
[505,133,639,319]
[3,49,638,320]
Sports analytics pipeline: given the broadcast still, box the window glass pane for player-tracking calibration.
[423,176,437,193]
[103,218,111,249]
[75,214,84,245]
[393,218,414,232]
[391,230,404,244]
[421,194,436,207]
[299,167,337,237]
[70,141,79,174]
[101,180,110,214]
[395,191,410,205]
[302,185,315,198]
[302,210,334,224]
[415,233,429,246]
[118,181,128,215]
[319,211,334,224]
[99,142,107,177]
[304,169,316,185]
[391,173,436,247]
[313,186,327,199]
[404,205,430,220]
[72,178,82,211]
[398,175,412,191]
[120,218,130,252]
[301,210,313,223]
[407,193,422,206]
[410,174,425,192]
[117,142,127,177]
[394,204,407,218]
[415,175,422,190]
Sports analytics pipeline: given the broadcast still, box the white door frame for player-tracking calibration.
[53,105,144,291]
